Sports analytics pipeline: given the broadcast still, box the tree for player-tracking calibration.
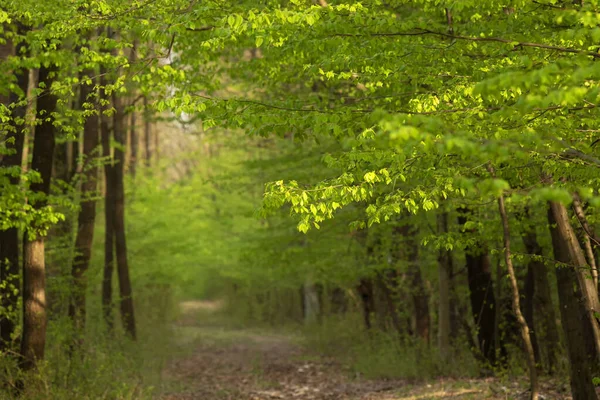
[68,64,99,337]
[0,26,29,352]
[20,65,57,371]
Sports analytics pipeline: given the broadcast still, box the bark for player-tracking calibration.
[437,211,452,360]
[129,41,138,178]
[20,65,56,371]
[357,278,375,329]
[112,90,137,340]
[406,230,430,344]
[522,264,540,366]
[548,206,599,400]
[129,109,137,177]
[143,96,151,167]
[376,270,406,334]
[520,209,560,374]
[68,68,99,335]
[572,193,600,291]
[0,34,27,351]
[458,208,500,365]
[495,192,538,400]
[548,201,600,358]
[100,71,114,330]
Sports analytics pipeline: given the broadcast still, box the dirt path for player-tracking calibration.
[158,301,570,400]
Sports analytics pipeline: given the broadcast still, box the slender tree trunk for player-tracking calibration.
[112,89,137,340]
[522,264,540,366]
[129,41,138,178]
[68,68,99,336]
[302,280,320,324]
[520,208,560,374]
[100,70,114,330]
[406,229,430,344]
[143,96,151,167]
[548,205,599,400]
[20,65,56,371]
[437,211,452,360]
[0,34,28,352]
[572,193,600,291]
[130,109,137,178]
[458,208,499,365]
[495,189,538,400]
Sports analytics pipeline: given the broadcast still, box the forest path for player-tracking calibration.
[158,301,556,400]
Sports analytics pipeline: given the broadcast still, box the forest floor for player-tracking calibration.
[158,301,574,400]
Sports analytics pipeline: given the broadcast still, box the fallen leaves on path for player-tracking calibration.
[159,301,574,400]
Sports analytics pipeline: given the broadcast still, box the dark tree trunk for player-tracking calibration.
[68,68,99,336]
[143,96,151,167]
[458,208,500,365]
[0,34,28,352]
[129,41,138,178]
[20,65,57,371]
[522,265,540,366]
[405,228,430,344]
[130,109,137,177]
[547,206,599,400]
[112,90,136,340]
[376,270,406,334]
[357,278,375,329]
[437,211,452,359]
[100,71,114,330]
[520,209,560,374]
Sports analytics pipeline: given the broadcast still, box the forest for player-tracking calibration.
[1,0,600,399]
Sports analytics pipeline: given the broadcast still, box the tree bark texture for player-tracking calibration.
[458,208,500,365]
[112,89,137,340]
[20,65,56,371]
[100,70,114,330]
[548,201,600,358]
[520,208,560,374]
[548,205,599,400]
[68,67,99,335]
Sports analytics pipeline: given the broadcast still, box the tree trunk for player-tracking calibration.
[548,201,600,358]
[571,193,600,292]
[143,96,151,167]
[0,34,28,352]
[20,65,56,371]
[100,70,114,330]
[357,278,375,329]
[112,90,137,340]
[406,229,430,344]
[458,208,500,365]
[520,208,560,374]
[547,205,599,400]
[437,211,452,360]
[128,40,138,178]
[68,68,99,336]
[130,109,137,178]
[302,280,320,324]
[376,270,406,334]
[495,190,538,400]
